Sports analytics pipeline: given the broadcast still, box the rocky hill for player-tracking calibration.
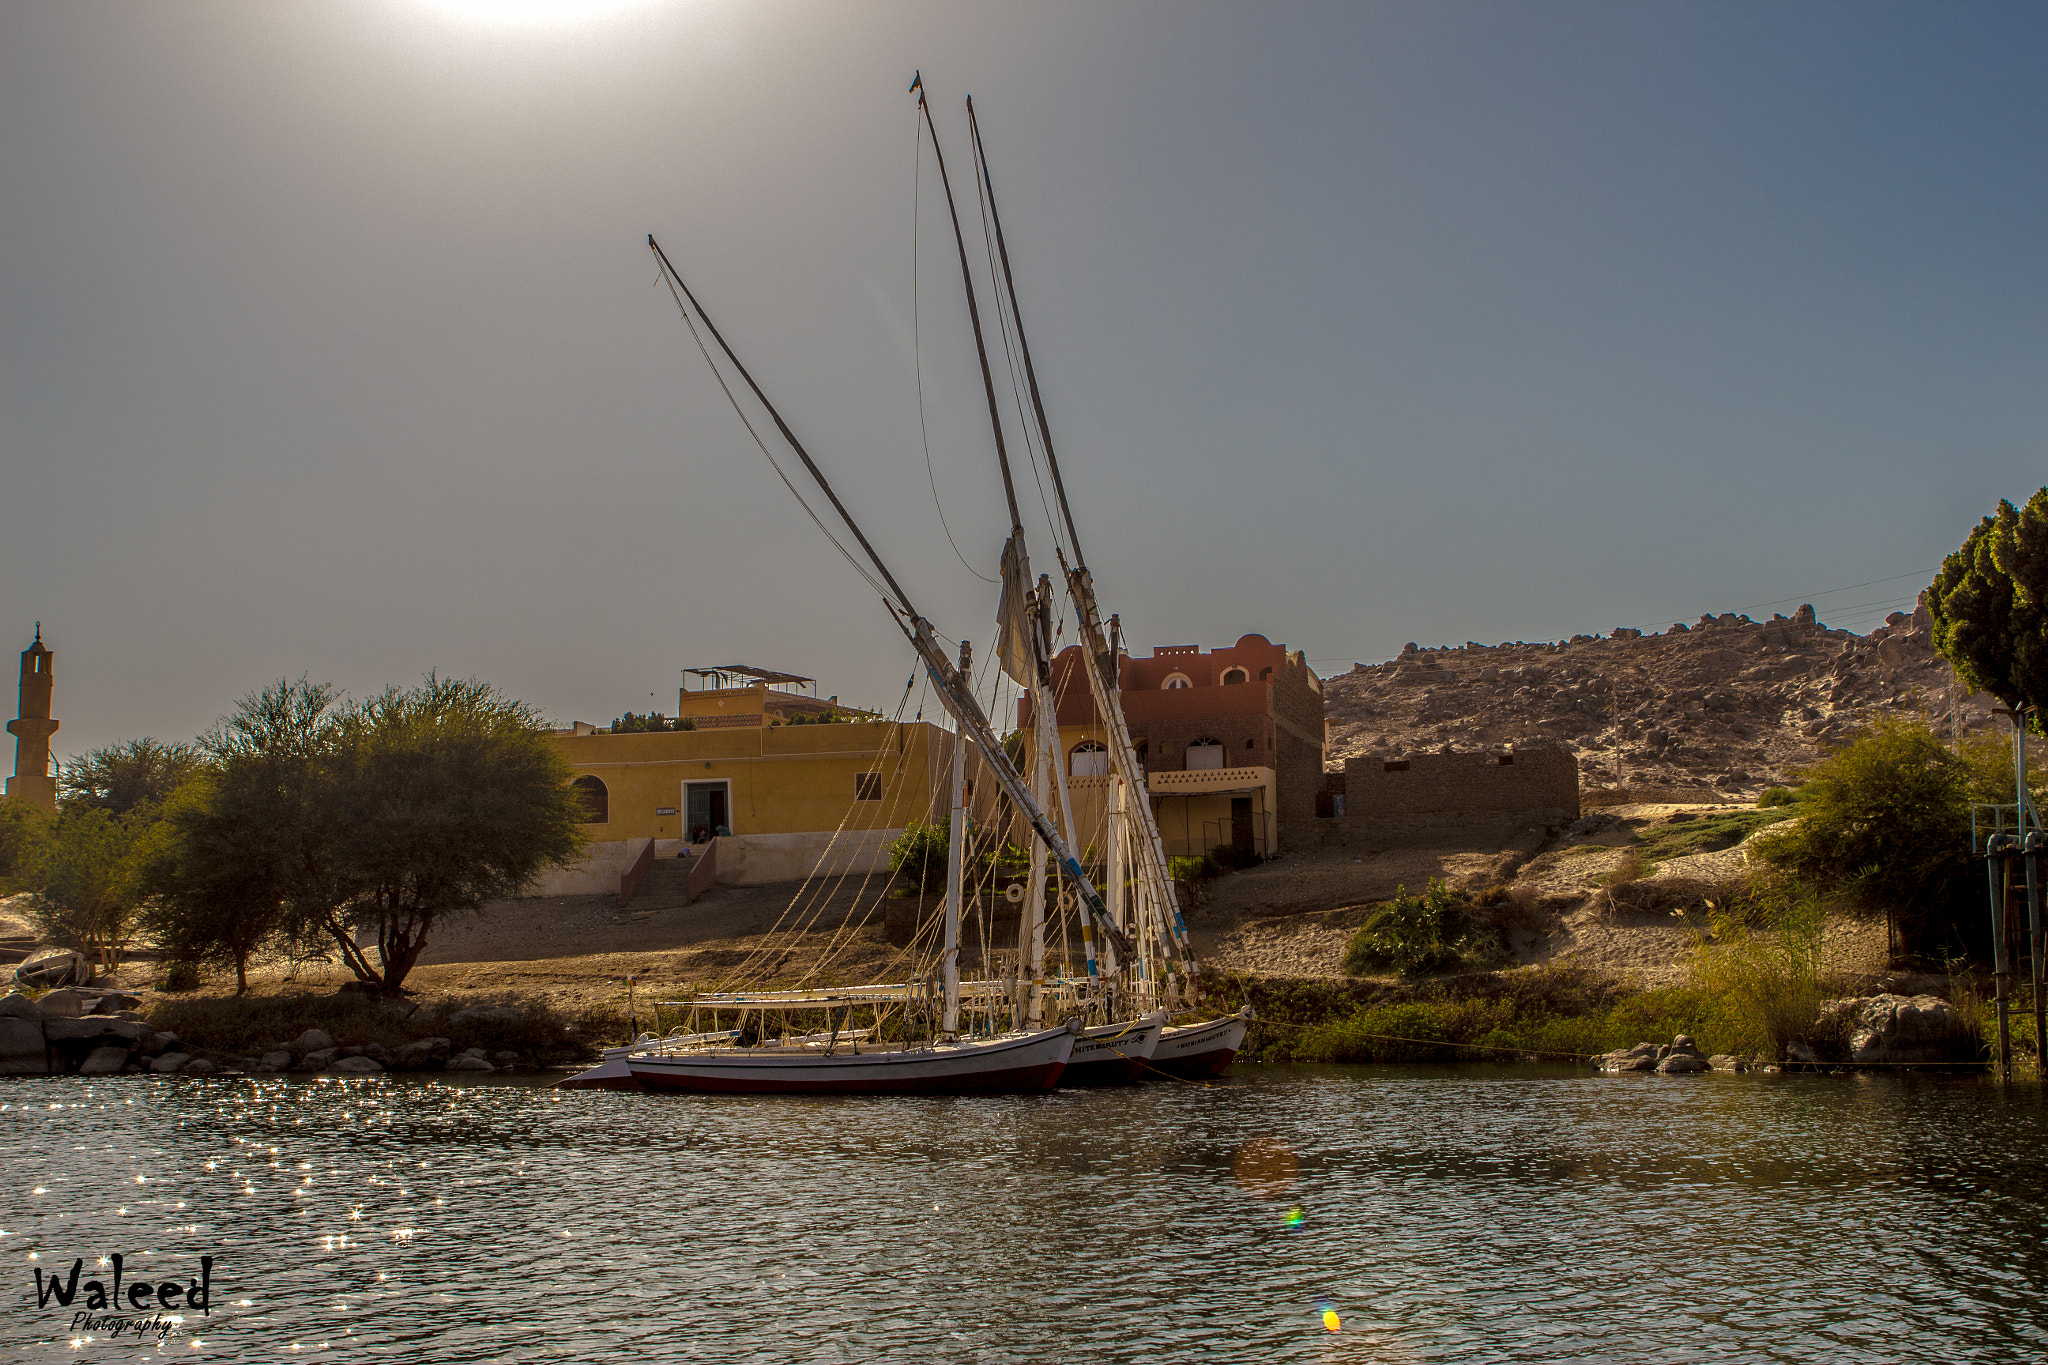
[1324,595,2000,801]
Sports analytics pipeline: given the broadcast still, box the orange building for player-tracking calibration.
[1020,634,1325,858]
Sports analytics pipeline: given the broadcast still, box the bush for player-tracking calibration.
[1340,879,1513,977]
[1757,786,1799,808]
[155,960,203,993]
[1752,716,2029,953]
[1688,875,1834,1063]
[887,820,951,894]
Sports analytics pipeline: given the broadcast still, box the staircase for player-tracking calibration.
[619,854,697,914]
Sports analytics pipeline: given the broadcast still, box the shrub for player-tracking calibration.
[1752,716,2031,953]
[1169,854,1220,884]
[1688,875,1834,1063]
[1340,879,1513,977]
[155,960,203,993]
[1757,786,1799,808]
[887,820,951,894]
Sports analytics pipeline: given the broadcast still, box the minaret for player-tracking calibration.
[6,624,58,811]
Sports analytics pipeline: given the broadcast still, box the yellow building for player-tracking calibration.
[538,667,960,895]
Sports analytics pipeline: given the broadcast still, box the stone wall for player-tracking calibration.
[1286,746,1579,850]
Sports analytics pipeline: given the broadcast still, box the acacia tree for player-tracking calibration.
[21,806,146,975]
[308,676,587,995]
[136,679,346,993]
[1929,487,2048,732]
[59,738,206,817]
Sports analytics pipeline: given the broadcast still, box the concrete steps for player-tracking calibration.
[618,855,696,914]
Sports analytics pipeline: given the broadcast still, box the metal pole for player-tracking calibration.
[1990,849,2012,1081]
[941,643,969,1038]
[2027,844,2044,1082]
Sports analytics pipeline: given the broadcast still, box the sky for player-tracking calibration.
[2,0,2044,763]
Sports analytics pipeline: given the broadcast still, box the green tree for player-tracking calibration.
[59,738,206,817]
[1753,717,2028,951]
[0,798,50,892]
[136,679,347,993]
[887,820,952,894]
[310,676,587,995]
[1929,487,2048,731]
[21,806,146,974]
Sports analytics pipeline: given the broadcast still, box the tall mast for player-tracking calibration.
[960,100,1199,989]
[942,639,969,1037]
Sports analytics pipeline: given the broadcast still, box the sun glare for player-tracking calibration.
[422,0,646,26]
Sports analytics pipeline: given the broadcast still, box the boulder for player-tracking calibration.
[34,987,100,1019]
[1785,1040,1822,1066]
[1708,1055,1748,1072]
[93,990,143,1013]
[256,1051,293,1072]
[1669,1034,1704,1057]
[391,1036,452,1070]
[446,1054,495,1072]
[151,1052,193,1073]
[1596,1043,1662,1073]
[45,1015,147,1043]
[331,1055,384,1074]
[300,1047,338,1071]
[0,1016,50,1075]
[1656,1053,1708,1074]
[182,1058,219,1075]
[0,991,41,1021]
[1825,994,1976,1066]
[14,949,91,989]
[138,1031,175,1057]
[491,1050,520,1063]
[78,1045,131,1075]
[293,1028,336,1053]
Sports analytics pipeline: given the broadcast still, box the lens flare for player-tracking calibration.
[1283,1205,1306,1230]
[1316,1298,1341,1333]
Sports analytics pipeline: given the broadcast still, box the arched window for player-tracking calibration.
[1258,666,1273,681]
[1070,741,1109,777]
[1133,740,1148,773]
[1221,667,1248,686]
[571,775,608,823]
[1186,737,1226,771]
[1162,673,1193,690]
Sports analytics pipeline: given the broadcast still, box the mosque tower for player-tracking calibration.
[6,625,57,811]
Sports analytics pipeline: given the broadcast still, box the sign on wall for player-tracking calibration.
[655,806,677,816]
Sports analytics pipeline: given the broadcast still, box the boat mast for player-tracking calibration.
[644,234,1136,973]
[917,77,1118,1004]
[942,639,969,1037]
[962,97,1197,994]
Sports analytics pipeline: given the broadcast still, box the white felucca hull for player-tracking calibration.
[1151,1010,1252,1079]
[1056,1012,1165,1087]
[604,1025,1075,1096]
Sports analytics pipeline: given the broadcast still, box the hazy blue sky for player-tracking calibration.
[3,1,2044,762]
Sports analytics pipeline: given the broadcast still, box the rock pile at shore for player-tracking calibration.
[1325,595,1992,800]
[0,989,546,1076]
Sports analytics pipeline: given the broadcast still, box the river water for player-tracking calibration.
[4,1065,2047,1363]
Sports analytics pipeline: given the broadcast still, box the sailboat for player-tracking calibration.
[953,92,1252,1081]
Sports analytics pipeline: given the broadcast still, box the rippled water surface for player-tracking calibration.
[5,1065,2048,1362]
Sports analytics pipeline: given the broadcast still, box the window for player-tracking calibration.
[1133,740,1148,773]
[855,773,883,801]
[1259,666,1273,681]
[1383,759,1410,772]
[1497,753,1516,766]
[1221,667,1248,686]
[1162,673,1192,690]
[1070,741,1109,777]
[1187,737,1225,771]
[571,775,608,823]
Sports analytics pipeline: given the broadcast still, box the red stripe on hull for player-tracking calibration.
[1056,1054,1148,1087]
[629,1058,1066,1096]
[1147,1045,1238,1079]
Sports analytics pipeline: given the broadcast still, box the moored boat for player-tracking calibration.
[1057,1010,1165,1087]
[623,1022,1075,1095]
[1151,1008,1254,1080]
